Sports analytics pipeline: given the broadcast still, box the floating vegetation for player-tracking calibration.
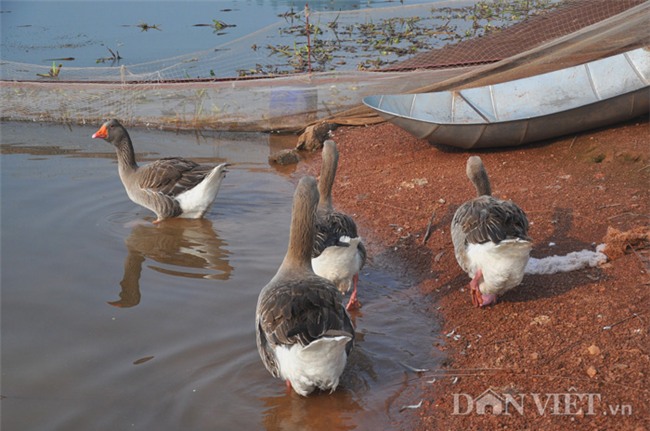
[136,22,161,32]
[95,47,122,65]
[193,19,236,32]
[278,7,299,21]
[36,62,62,78]
[212,19,236,30]
[237,0,559,77]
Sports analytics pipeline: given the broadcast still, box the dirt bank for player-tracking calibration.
[297,117,649,430]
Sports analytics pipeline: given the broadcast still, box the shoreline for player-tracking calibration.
[297,118,649,429]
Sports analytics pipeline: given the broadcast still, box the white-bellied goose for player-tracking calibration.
[451,156,532,307]
[312,140,367,311]
[92,119,228,223]
[256,176,354,396]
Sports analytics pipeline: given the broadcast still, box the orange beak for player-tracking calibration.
[92,124,108,139]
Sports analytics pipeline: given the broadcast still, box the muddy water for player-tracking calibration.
[0,121,441,431]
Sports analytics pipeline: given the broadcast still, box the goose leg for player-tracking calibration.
[469,269,498,307]
[470,268,483,307]
[345,273,361,310]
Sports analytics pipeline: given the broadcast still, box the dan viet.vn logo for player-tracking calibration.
[452,387,633,417]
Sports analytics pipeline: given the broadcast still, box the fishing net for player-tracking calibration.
[1,0,648,132]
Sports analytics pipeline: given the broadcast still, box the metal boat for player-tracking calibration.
[363,47,650,149]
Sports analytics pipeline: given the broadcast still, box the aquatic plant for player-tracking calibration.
[236,0,559,77]
[36,62,62,78]
[136,22,161,32]
[95,47,122,65]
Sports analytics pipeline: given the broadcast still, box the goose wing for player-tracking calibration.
[313,209,360,257]
[453,195,530,245]
[256,276,354,377]
[137,157,214,197]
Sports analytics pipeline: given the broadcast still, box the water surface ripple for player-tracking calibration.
[1,121,441,430]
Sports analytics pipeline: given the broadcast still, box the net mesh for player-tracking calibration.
[1,0,648,131]
[386,0,647,71]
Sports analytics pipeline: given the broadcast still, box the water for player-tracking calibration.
[0,0,435,67]
[1,121,442,430]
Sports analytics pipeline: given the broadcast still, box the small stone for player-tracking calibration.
[268,149,300,165]
[296,123,338,151]
[530,352,539,360]
[587,344,600,356]
[531,315,551,325]
[586,365,597,378]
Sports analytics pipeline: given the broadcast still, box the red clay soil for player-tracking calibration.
[297,117,650,430]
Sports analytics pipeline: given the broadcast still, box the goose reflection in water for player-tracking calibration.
[260,342,387,431]
[261,387,360,431]
[109,218,233,307]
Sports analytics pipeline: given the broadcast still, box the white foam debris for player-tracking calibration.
[525,244,608,275]
[399,400,423,412]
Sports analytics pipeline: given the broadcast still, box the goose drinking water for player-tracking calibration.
[256,176,355,396]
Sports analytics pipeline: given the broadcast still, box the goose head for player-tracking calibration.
[92,119,131,149]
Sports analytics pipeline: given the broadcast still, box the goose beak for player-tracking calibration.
[92,124,108,139]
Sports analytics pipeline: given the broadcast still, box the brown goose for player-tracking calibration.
[256,176,354,396]
[451,156,532,307]
[312,140,366,310]
[92,119,228,223]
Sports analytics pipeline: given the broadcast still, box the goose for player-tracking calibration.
[312,140,367,311]
[451,156,532,307]
[256,176,354,396]
[92,119,228,223]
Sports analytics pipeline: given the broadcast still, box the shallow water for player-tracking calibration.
[0,121,441,430]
